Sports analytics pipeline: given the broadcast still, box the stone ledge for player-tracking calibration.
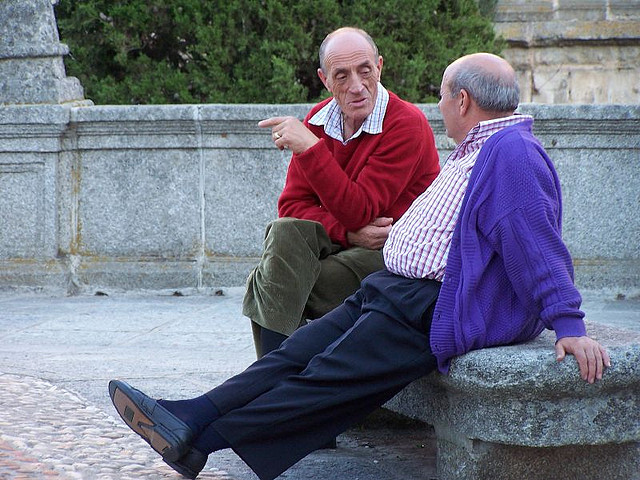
[496,20,640,46]
[388,322,640,445]
[386,321,640,479]
[0,103,637,293]
[0,43,69,60]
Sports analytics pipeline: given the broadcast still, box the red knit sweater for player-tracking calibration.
[278,92,440,247]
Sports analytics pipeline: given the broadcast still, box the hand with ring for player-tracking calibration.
[259,116,321,154]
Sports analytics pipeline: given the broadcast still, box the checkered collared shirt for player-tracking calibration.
[308,83,389,144]
[383,114,534,280]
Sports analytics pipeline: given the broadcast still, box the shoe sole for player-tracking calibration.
[164,448,207,479]
[110,383,186,462]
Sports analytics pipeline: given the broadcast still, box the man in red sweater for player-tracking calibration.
[245,27,440,357]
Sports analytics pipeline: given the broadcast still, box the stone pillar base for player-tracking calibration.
[0,0,88,105]
[436,436,640,480]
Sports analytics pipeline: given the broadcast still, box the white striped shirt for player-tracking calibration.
[383,114,533,280]
[308,83,389,144]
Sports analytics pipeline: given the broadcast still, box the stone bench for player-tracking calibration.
[385,321,640,480]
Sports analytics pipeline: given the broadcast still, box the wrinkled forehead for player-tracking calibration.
[323,33,377,71]
[324,48,377,72]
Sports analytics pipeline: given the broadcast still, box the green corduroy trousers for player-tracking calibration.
[243,218,385,355]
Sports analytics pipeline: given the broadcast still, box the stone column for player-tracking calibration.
[0,0,90,105]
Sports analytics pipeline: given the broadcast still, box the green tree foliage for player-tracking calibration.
[55,0,504,104]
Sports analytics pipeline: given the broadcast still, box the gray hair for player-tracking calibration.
[318,27,378,74]
[449,65,520,112]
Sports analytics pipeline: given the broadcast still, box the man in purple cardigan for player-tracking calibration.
[108,53,610,480]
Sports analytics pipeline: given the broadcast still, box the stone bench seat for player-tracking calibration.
[386,321,640,480]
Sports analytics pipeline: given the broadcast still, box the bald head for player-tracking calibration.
[438,53,520,143]
[319,27,378,73]
[444,53,519,113]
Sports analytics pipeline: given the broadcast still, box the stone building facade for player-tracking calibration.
[493,0,640,103]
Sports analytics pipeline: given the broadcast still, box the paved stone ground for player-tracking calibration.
[0,288,439,479]
[0,372,437,480]
[0,288,637,479]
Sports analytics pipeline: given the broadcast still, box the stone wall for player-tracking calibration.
[494,0,640,103]
[1,103,638,295]
[0,0,638,295]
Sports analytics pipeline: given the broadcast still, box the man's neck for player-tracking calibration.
[342,116,362,140]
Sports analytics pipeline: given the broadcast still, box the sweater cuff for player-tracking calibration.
[333,225,349,248]
[296,138,327,166]
[552,317,587,341]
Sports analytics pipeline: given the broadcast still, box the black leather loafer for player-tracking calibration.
[108,379,193,462]
[164,447,208,479]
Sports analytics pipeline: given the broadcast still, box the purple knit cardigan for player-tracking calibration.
[430,122,587,374]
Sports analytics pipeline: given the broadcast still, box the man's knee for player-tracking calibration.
[264,218,333,258]
[265,217,320,238]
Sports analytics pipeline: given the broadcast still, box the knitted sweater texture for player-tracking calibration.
[431,123,587,373]
[278,92,440,247]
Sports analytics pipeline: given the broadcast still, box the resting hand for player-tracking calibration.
[258,116,320,154]
[555,335,611,383]
[347,217,393,250]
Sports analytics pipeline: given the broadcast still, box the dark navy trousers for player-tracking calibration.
[205,269,441,480]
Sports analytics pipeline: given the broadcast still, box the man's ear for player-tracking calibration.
[377,55,384,78]
[317,68,330,92]
[458,88,471,116]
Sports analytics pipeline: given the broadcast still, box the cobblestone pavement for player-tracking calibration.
[0,290,439,479]
[0,374,242,479]
[0,371,437,480]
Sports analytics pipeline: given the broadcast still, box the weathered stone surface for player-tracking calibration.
[0,103,638,293]
[436,438,639,480]
[0,107,67,264]
[389,322,640,441]
[494,0,640,104]
[0,0,86,105]
[77,148,201,257]
[387,322,640,480]
[72,260,201,293]
[204,147,286,257]
[494,0,556,22]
